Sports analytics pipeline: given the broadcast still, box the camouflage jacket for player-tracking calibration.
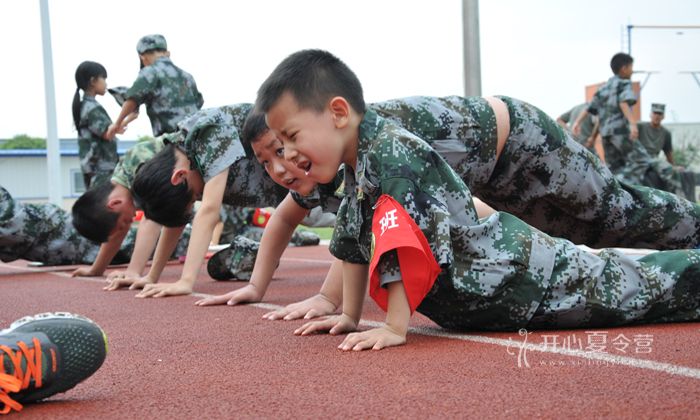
[170,104,288,208]
[127,57,204,136]
[292,95,499,211]
[0,186,99,265]
[77,96,119,175]
[588,76,636,137]
[329,109,555,330]
[111,137,166,189]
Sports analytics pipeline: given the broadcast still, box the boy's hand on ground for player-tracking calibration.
[103,273,154,291]
[338,326,407,351]
[71,266,103,278]
[135,281,192,298]
[263,293,338,321]
[294,313,357,336]
[194,284,262,307]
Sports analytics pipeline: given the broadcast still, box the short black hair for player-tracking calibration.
[240,110,269,155]
[72,181,119,243]
[610,52,634,74]
[131,144,193,227]
[256,49,365,115]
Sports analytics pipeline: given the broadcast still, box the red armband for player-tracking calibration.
[368,194,441,313]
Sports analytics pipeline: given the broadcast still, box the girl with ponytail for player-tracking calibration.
[73,61,120,189]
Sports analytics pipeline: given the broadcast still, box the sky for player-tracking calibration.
[1,0,699,140]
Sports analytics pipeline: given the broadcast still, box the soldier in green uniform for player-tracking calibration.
[255,49,700,351]
[72,61,120,188]
[638,103,674,162]
[638,103,698,201]
[105,34,204,139]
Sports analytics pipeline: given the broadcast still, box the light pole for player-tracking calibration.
[39,0,61,205]
[462,0,481,97]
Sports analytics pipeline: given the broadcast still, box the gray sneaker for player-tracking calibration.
[0,312,107,413]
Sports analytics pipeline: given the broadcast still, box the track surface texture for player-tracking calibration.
[2,245,699,418]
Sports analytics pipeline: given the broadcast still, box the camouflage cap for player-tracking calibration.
[651,103,666,114]
[136,34,167,54]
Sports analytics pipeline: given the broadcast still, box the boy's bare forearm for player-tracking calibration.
[619,103,637,127]
[125,218,161,275]
[90,227,129,274]
[250,197,307,293]
[115,99,138,127]
[147,225,185,282]
[318,259,343,308]
[178,206,220,286]
[385,281,411,336]
[341,262,369,322]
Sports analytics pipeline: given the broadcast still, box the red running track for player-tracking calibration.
[1,245,699,418]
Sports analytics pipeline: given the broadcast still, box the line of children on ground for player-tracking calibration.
[31,41,700,351]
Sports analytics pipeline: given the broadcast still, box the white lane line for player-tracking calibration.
[8,260,700,381]
[280,257,333,265]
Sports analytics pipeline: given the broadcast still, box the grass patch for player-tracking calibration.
[298,226,334,240]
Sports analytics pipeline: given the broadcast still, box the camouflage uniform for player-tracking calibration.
[295,96,700,250]
[329,109,700,331]
[218,205,256,244]
[126,56,204,136]
[0,186,131,265]
[217,205,320,246]
[111,137,166,189]
[557,103,597,152]
[77,95,119,188]
[588,76,677,191]
[207,235,260,281]
[636,121,694,199]
[169,104,289,208]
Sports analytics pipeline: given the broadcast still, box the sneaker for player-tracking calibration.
[0,312,108,414]
[207,235,260,281]
[290,230,321,247]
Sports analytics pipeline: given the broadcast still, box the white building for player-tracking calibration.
[0,139,138,209]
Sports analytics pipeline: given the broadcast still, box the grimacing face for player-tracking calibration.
[265,92,346,185]
[252,129,318,196]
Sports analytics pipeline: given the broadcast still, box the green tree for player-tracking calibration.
[0,134,46,149]
[672,132,700,168]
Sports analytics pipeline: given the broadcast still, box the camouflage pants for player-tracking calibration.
[474,97,700,249]
[412,210,700,332]
[603,134,680,194]
[527,248,700,329]
[218,205,256,245]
